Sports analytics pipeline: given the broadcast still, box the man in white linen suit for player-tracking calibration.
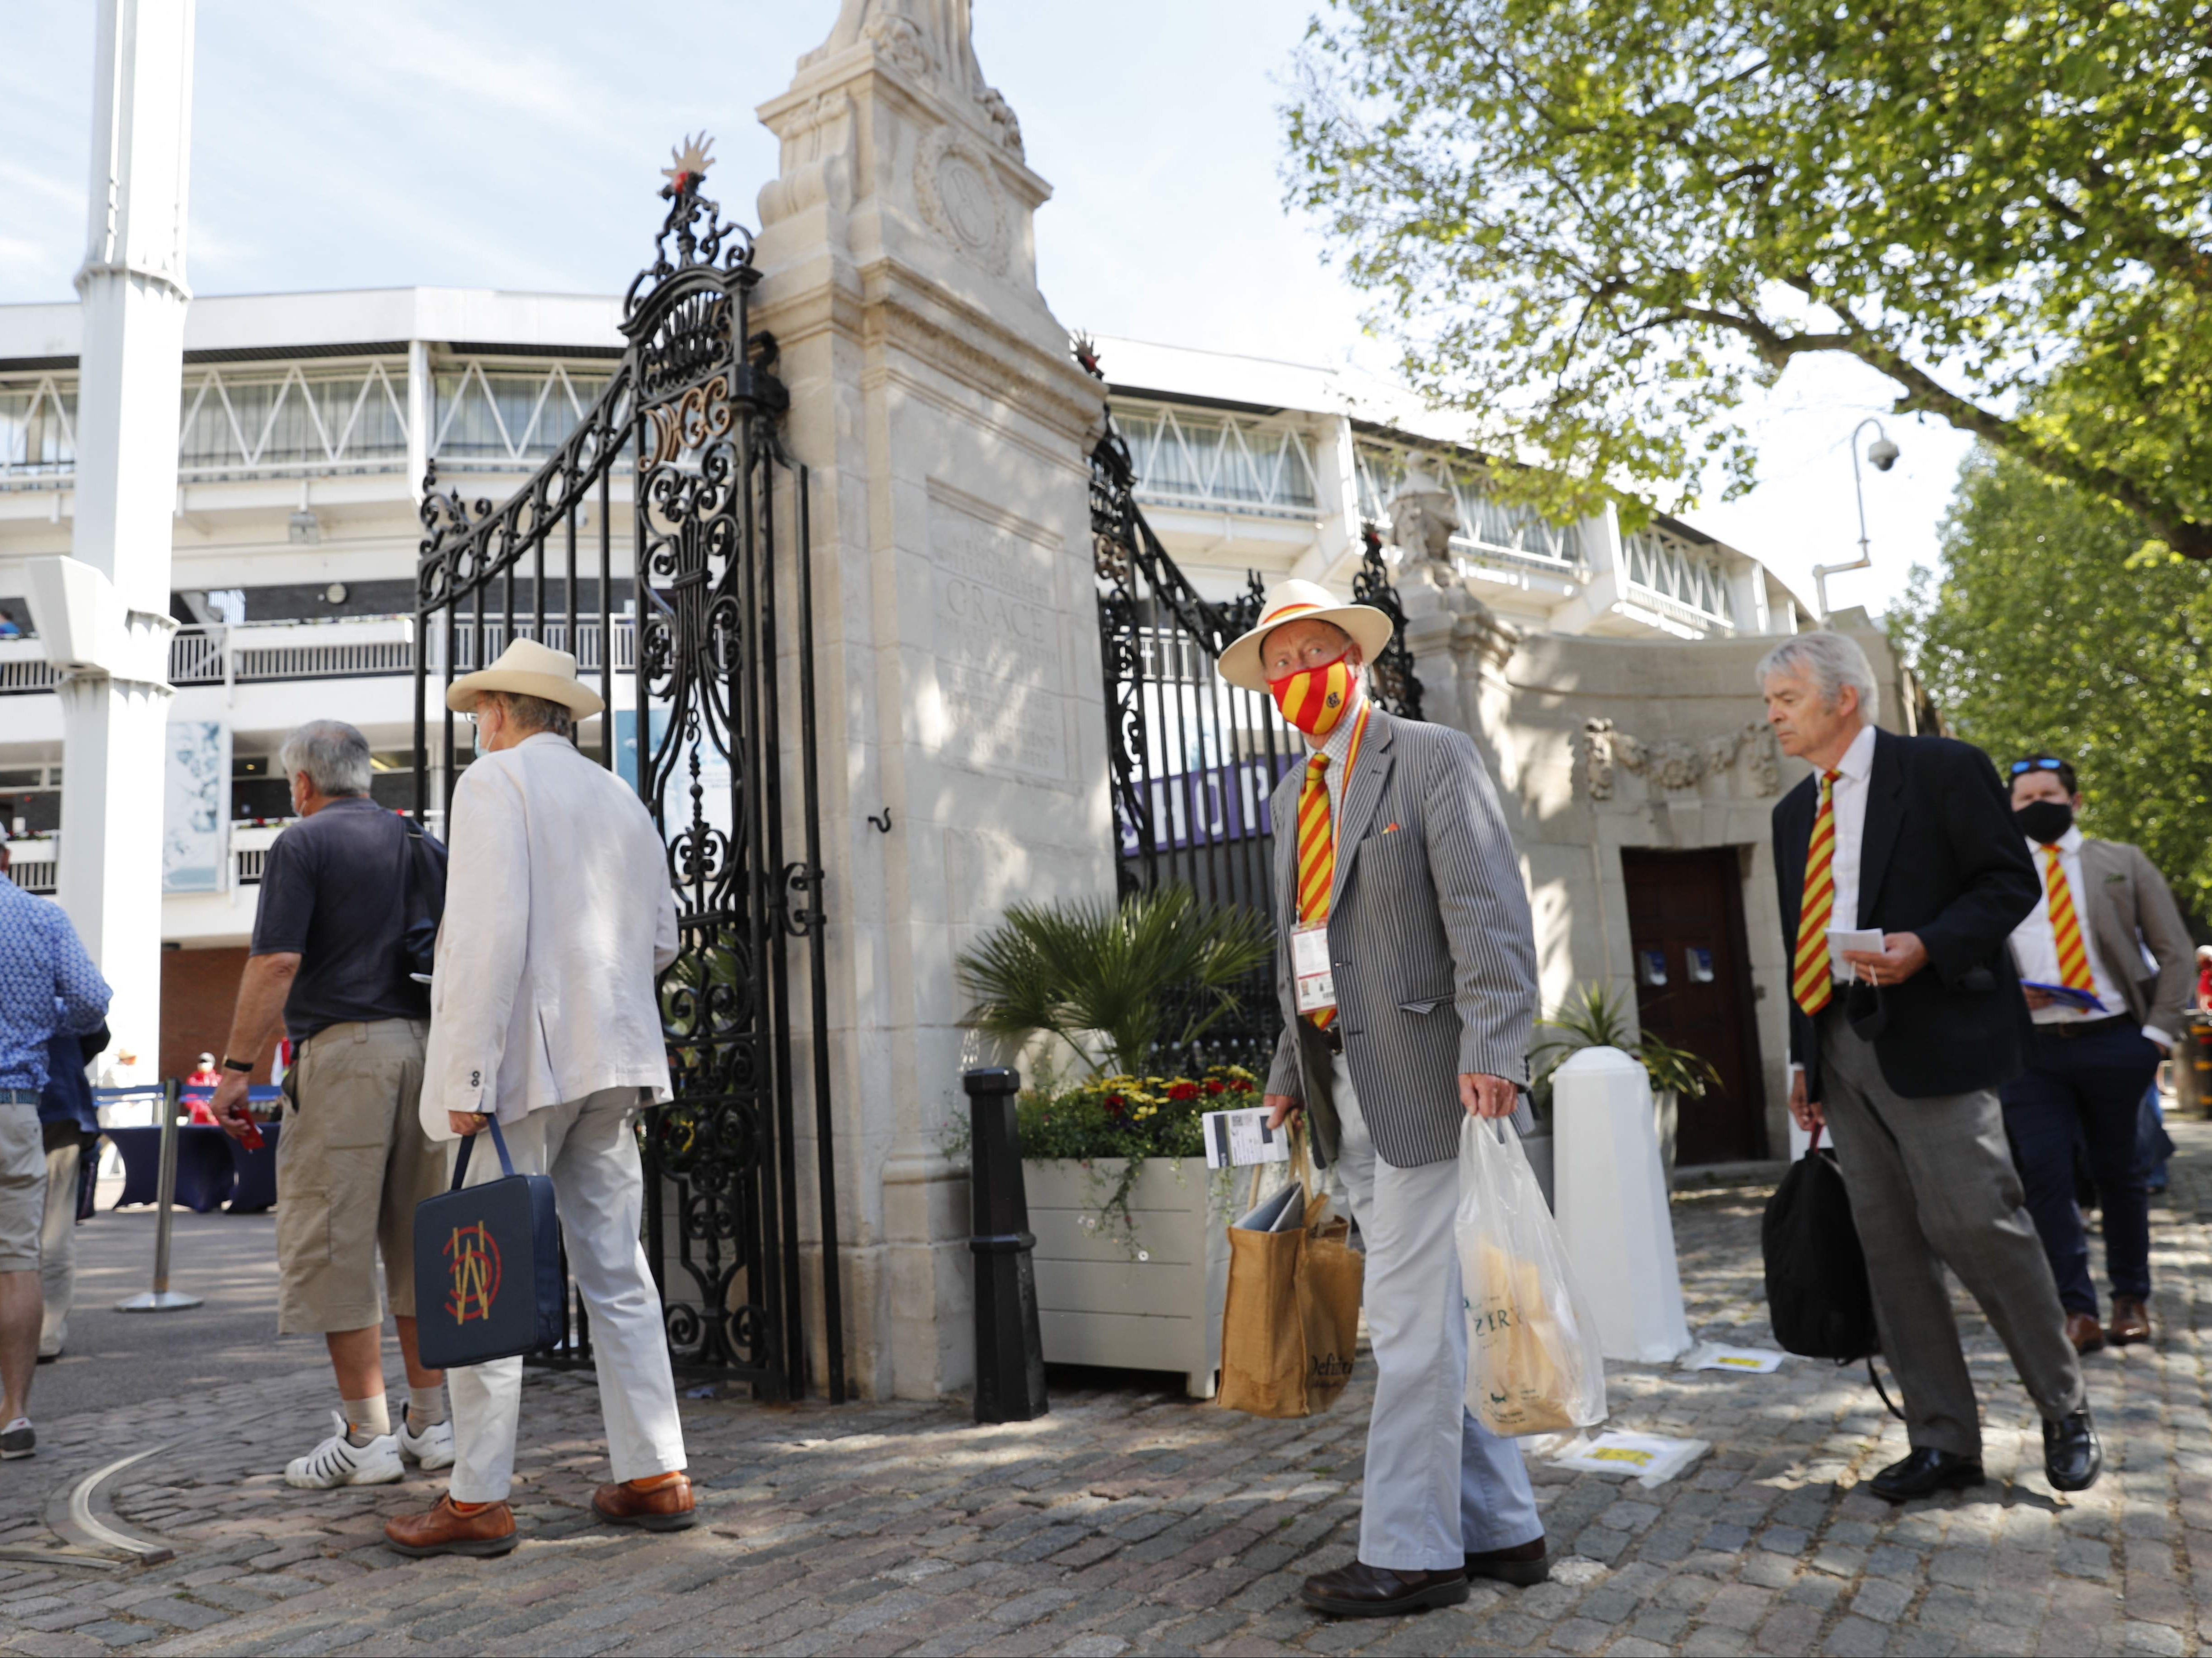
[384,639,694,1558]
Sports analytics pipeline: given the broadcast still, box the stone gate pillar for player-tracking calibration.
[751,2,1115,1399]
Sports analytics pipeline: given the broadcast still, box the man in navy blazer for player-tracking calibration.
[1763,630,2097,1502]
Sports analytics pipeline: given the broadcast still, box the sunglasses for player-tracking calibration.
[2008,757,2067,777]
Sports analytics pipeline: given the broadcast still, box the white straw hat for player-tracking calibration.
[1216,578,1394,694]
[445,637,606,719]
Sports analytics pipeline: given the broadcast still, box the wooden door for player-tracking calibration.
[1621,847,1766,1165]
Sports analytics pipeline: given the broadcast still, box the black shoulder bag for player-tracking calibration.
[398,816,449,986]
[1761,1125,1903,1419]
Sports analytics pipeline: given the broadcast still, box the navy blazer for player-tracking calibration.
[38,1021,107,1135]
[1772,729,2039,1102]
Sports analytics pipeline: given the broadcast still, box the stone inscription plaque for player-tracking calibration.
[929,493,1069,784]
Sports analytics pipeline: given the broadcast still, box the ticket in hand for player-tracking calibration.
[1203,1105,1290,1170]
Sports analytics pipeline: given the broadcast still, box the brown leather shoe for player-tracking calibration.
[592,1471,697,1532]
[1466,1535,1549,1586]
[2065,1311,2107,1354]
[2109,1296,2152,1345]
[1300,1559,1470,1618]
[384,1495,518,1558]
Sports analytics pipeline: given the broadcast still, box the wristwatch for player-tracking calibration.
[220,1056,255,1074]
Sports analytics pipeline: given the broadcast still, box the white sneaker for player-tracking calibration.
[284,1411,404,1489]
[399,1416,455,1470]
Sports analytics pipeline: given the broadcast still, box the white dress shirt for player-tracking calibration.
[2008,824,2170,1047]
[1824,722,1878,955]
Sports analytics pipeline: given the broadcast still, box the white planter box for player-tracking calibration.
[1026,1157,1241,1399]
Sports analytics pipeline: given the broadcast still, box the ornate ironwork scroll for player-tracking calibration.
[1352,523,1425,721]
[413,137,843,1403]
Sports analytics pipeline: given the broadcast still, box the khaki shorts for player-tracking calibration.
[0,1107,42,1273]
[276,1018,448,1334]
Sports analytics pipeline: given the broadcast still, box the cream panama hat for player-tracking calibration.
[445,637,606,719]
[1216,578,1394,694]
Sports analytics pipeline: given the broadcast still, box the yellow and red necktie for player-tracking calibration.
[1291,705,1370,1029]
[1791,769,1843,1016]
[2040,845,2096,993]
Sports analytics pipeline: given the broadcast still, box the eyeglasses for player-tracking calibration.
[2008,757,2067,776]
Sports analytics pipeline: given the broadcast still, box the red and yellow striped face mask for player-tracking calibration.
[1268,655,1355,737]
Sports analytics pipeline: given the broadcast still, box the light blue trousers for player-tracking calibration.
[1329,1056,1543,1570]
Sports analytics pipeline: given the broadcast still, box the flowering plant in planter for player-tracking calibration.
[1017,1063,1259,1251]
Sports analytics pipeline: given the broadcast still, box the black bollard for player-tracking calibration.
[964,1066,1048,1424]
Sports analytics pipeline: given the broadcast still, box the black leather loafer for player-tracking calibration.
[2044,1408,2102,1492]
[1867,1447,1984,1503]
[1301,1560,1471,1618]
[1466,1536,1549,1586]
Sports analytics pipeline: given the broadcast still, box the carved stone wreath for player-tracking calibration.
[1583,717,1781,801]
[914,125,1009,274]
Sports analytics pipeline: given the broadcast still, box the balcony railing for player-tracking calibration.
[1,616,640,696]
[3,846,55,894]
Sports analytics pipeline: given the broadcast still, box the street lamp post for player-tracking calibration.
[1813,418,1900,620]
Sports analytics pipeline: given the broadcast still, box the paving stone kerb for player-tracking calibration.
[5,1122,2210,1657]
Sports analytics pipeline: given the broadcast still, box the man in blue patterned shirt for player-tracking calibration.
[0,846,110,1459]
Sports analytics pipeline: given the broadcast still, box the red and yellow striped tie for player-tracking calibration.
[2041,845,2096,993]
[1792,769,1843,1016]
[1294,752,1335,1029]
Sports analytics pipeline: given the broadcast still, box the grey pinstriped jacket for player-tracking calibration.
[1262,708,1539,1169]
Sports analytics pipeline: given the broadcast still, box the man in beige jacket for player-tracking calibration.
[385,641,689,1558]
[2001,752,2194,1353]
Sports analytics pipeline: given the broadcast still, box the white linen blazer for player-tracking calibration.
[419,732,679,1141]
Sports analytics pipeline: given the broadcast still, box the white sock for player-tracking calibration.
[407,1384,448,1432]
[343,1393,390,1447]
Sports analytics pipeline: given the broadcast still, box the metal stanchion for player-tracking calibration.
[116,1080,203,1313]
[964,1067,1047,1424]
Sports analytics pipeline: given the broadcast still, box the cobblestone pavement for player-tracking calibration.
[6,1123,2212,1658]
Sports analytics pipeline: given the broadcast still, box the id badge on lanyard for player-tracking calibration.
[1292,921,1335,1016]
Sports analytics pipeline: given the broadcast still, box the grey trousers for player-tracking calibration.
[1816,1007,2083,1458]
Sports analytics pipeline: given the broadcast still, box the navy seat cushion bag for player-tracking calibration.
[413,1117,563,1370]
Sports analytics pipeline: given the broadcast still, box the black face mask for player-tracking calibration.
[2015,799,2074,846]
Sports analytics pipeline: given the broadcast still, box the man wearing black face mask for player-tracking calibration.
[2002,753,2194,1353]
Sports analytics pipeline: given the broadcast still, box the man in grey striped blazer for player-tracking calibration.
[1221,580,1546,1620]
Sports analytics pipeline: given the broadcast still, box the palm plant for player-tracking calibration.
[1528,981,1722,1110]
[957,886,1275,1077]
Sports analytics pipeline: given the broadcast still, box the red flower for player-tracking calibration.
[1203,1079,1226,1096]
[1168,1081,1199,1102]
[1103,1094,1126,1116]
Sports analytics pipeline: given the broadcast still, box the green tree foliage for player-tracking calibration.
[1890,449,2212,916]
[1285,0,2212,554]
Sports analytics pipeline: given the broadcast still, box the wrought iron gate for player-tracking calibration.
[1082,348,1422,1071]
[413,144,844,1402]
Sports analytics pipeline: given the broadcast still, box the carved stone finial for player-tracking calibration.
[1388,461,1459,564]
[803,0,1025,156]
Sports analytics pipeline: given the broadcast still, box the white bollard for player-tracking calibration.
[1553,1046,1692,1363]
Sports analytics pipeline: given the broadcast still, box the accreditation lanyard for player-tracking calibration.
[1290,701,1372,1018]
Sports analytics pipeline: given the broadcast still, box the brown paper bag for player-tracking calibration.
[1468,1238,1578,1434]
[1218,1137,1363,1418]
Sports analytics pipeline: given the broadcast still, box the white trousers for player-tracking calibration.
[39,1132,80,1357]
[1328,1056,1542,1571]
[447,1088,686,1504]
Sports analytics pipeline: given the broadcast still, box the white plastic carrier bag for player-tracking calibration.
[1457,1115,1608,1435]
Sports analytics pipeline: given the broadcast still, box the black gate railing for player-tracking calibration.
[1082,346,1421,1072]
[413,141,843,1403]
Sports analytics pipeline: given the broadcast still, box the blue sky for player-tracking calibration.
[0,0,1965,616]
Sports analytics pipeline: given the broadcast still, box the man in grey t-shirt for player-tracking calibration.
[205,721,452,1489]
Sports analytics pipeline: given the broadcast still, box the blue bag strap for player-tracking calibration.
[449,1116,519,1191]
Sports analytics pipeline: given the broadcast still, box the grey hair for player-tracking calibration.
[1755,629,1881,722]
[278,720,373,797]
[481,690,574,741]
